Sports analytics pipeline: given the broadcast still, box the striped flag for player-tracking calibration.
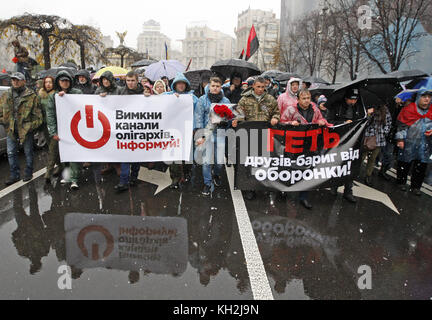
[246,25,259,61]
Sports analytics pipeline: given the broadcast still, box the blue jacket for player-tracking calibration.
[195,85,231,130]
[164,72,199,128]
[396,88,432,163]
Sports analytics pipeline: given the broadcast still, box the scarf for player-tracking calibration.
[208,92,223,103]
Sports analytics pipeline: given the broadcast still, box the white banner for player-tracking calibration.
[56,94,193,162]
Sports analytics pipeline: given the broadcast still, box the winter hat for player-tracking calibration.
[317,95,328,106]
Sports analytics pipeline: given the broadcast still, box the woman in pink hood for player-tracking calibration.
[278,77,302,116]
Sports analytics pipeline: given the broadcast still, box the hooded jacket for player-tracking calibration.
[164,73,199,128]
[75,69,97,94]
[46,70,82,137]
[277,78,301,116]
[195,85,230,130]
[0,86,43,141]
[396,88,432,163]
[237,87,280,122]
[95,71,122,95]
[153,80,166,95]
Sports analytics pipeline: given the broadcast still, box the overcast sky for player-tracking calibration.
[1,0,281,51]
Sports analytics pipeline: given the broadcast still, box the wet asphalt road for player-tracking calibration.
[0,148,431,300]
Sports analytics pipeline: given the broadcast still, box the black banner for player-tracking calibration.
[234,119,368,192]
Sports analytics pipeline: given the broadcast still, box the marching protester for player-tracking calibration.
[75,69,97,94]
[361,105,392,187]
[235,77,280,201]
[327,89,371,203]
[263,75,278,99]
[46,70,83,189]
[115,71,144,193]
[143,83,153,97]
[37,76,56,179]
[280,89,332,209]
[396,88,432,195]
[317,95,329,119]
[164,72,198,189]
[161,76,171,92]
[0,72,43,185]
[96,71,122,96]
[195,76,231,196]
[223,72,243,104]
[153,80,166,95]
[278,77,301,116]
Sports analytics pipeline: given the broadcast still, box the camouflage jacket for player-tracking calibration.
[0,87,43,141]
[238,88,280,122]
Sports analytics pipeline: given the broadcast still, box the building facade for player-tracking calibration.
[235,8,280,71]
[182,23,235,70]
[137,20,171,61]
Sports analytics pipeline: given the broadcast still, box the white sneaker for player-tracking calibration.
[60,179,70,185]
[71,182,79,190]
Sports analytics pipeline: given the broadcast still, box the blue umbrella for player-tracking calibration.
[407,77,432,90]
[396,89,420,102]
[144,60,186,81]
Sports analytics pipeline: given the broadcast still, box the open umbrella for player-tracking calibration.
[302,76,330,85]
[406,77,432,90]
[309,83,340,98]
[211,59,261,82]
[94,66,129,79]
[380,69,429,83]
[327,76,404,109]
[184,69,214,92]
[261,70,284,79]
[395,89,420,103]
[45,67,77,78]
[145,60,186,81]
[59,62,78,70]
[131,59,158,68]
[274,72,302,82]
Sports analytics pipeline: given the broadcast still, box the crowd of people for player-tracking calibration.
[1,56,432,211]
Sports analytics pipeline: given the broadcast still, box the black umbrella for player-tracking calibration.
[184,69,214,93]
[327,76,404,109]
[211,59,261,82]
[45,67,77,78]
[59,62,78,70]
[302,76,330,85]
[274,72,302,82]
[132,59,158,68]
[309,83,340,98]
[261,70,284,79]
[379,69,429,83]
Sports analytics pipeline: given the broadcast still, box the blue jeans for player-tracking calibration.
[202,132,225,187]
[120,163,141,185]
[7,133,34,179]
[381,142,394,171]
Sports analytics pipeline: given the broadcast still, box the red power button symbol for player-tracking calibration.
[71,105,111,149]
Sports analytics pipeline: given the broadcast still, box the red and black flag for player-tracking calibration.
[246,25,259,61]
[239,49,245,60]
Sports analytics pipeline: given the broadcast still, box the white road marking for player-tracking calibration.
[0,167,46,199]
[225,165,274,301]
[137,167,172,195]
[386,169,432,197]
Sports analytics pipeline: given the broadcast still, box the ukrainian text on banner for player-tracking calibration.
[56,94,193,162]
[234,119,368,192]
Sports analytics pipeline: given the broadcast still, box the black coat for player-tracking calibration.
[327,101,366,125]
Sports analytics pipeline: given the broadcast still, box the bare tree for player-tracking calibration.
[53,25,107,69]
[0,13,71,69]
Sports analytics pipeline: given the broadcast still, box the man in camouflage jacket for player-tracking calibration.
[0,72,43,185]
[233,77,280,201]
